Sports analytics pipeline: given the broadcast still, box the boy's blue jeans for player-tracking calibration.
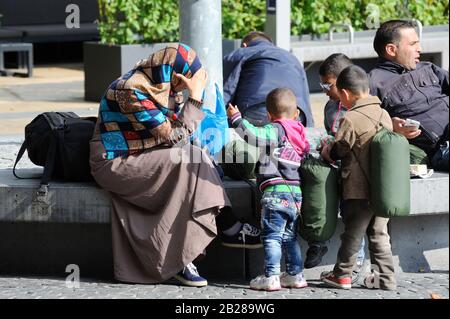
[260,191,303,277]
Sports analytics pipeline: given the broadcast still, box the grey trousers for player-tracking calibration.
[333,199,396,290]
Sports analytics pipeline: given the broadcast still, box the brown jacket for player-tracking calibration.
[330,96,393,200]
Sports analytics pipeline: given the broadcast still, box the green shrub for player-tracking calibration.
[221,0,266,39]
[98,0,179,45]
[97,0,449,44]
[290,0,449,36]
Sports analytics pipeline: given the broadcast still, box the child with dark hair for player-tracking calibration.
[305,54,366,286]
[227,88,310,291]
[319,53,353,136]
[320,65,396,290]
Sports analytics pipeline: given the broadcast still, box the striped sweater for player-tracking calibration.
[229,112,309,192]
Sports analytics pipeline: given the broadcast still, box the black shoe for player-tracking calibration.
[221,223,263,249]
[304,245,328,269]
[173,263,208,287]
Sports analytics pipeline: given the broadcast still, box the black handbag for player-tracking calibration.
[13,112,97,195]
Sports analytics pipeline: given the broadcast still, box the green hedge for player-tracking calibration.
[291,0,449,36]
[98,0,179,44]
[98,0,449,44]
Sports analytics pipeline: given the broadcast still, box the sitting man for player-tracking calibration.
[223,31,314,127]
[221,31,314,180]
[369,20,449,171]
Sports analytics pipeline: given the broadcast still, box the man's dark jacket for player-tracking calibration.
[369,58,449,155]
[223,39,314,127]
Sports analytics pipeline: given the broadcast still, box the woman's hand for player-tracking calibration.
[175,68,208,101]
[392,117,421,139]
[227,103,240,118]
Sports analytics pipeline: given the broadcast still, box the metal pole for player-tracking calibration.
[179,0,223,111]
[265,0,291,51]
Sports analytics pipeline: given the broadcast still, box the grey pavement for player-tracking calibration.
[0,273,447,299]
[0,138,36,170]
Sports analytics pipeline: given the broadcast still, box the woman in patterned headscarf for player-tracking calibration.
[89,43,232,286]
[98,43,205,158]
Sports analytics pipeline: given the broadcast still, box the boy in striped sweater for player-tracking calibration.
[227,88,310,291]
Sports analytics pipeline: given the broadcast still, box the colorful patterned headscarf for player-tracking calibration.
[127,43,201,107]
[99,43,202,159]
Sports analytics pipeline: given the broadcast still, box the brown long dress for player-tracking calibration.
[89,125,231,283]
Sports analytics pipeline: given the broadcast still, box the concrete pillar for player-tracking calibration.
[442,49,449,71]
[179,0,223,111]
[264,0,291,51]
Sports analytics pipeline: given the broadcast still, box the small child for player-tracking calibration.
[319,53,353,136]
[320,65,396,290]
[227,88,310,291]
[305,54,366,283]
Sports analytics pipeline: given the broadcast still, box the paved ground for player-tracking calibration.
[0,138,36,169]
[0,273,448,299]
[0,64,98,137]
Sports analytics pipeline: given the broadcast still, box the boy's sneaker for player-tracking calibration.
[280,272,308,288]
[250,275,281,292]
[304,245,328,268]
[221,223,263,249]
[173,263,208,287]
[320,271,351,289]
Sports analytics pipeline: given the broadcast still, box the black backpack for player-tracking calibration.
[13,112,97,194]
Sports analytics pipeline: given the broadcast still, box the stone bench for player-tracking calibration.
[0,168,259,280]
[1,168,447,222]
[0,168,257,224]
[0,168,448,281]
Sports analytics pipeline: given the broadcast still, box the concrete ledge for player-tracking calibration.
[0,168,447,223]
[409,172,449,215]
[0,168,258,223]
[0,168,448,279]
